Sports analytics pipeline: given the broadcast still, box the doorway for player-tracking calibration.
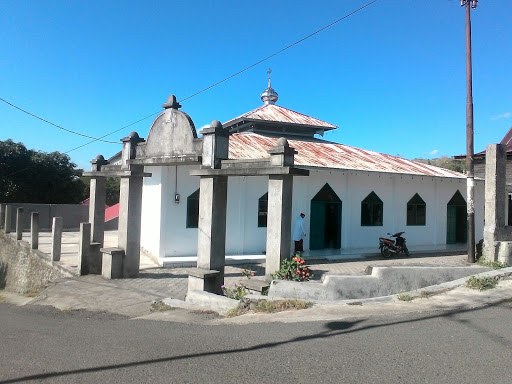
[310,184,342,250]
[447,190,467,244]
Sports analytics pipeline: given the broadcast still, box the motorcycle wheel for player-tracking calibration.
[404,247,410,257]
[381,246,392,258]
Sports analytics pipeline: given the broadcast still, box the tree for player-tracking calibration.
[80,176,120,206]
[0,139,87,203]
[413,156,466,174]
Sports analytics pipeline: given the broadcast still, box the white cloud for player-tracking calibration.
[429,149,439,156]
[491,112,511,120]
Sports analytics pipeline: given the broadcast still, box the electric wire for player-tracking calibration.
[2,0,379,178]
[179,0,379,103]
[0,97,119,144]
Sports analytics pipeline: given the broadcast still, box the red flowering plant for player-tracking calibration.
[221,282,248,300]
[272,255,313,282]
[221,268,256,300]
[241,269,255,279]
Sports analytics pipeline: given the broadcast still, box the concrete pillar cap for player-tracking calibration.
[162,94,182,110]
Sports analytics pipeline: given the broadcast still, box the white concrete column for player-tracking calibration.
[16,207,23,240]
[196,175,228,293]
[483,144,507,261]
[265,175,293,280]
[51,217,63,261]
[118,169,144,278]
[78,222,91,275]
[31,212,39,249]
[88,155,109,246]
[0,203,5,230]
[265,138,296,280]
[4,205,13,233]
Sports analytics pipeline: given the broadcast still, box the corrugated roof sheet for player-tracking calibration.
[500,126,512,150]
[458,125,512,158]
[223,104,337,129]
[229,133,465,178]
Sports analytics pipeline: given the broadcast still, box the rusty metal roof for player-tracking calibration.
[229,133,465,178]
[223,104,337,130]
[456,125,512,159]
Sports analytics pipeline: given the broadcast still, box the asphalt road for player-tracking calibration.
[1,302,511,384]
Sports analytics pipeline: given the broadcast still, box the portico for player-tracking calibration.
[82,95,308,292]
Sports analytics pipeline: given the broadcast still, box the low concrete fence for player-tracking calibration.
[0,231,71,294]
[2,203,88,231]
[268,266,493,302]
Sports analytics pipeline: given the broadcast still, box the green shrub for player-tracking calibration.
[465,276,497,291]
[397,294,415,302]
[221,283,248,300]
[476,259,509,269]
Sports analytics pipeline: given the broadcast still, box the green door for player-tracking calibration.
[325,202,342,248]
[310,200,326,250]
[310,184,342,250]
[447,190,467,244]
[447,205,457,244]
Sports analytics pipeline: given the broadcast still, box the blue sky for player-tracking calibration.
[1,0,510,170]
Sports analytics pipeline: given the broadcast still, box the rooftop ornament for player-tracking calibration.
[162,94,182,110]
[260,68,279,105]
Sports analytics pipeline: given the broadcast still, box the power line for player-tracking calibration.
[72,0,379,145]
[0,97,120,144]
[2,0,379,164]
[64,111,161,154]
[179,0,379,103]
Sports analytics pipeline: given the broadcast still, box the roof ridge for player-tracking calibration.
[264,104,337,128]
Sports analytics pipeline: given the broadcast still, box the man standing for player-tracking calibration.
[293,213,306,256]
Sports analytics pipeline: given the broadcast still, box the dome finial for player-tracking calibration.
[260,68,278,105]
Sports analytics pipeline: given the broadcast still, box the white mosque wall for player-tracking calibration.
[139,165,484,259]
[140,166,163,258]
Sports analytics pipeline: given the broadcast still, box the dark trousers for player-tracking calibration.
[294,239,304,255]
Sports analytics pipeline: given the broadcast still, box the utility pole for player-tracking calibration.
[461,0,477,263]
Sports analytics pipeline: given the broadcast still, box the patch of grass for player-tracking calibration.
[226,299,313,317]
[397,294,415,302]
[150,300,175,312]
[465,276,498,291]
[419,290,435,299]
[476,259,509,269]
[253,299,312,313]
[0,293,4,302]
[23,290,40,298]
[191,309,220,316]
[226,308,245,317]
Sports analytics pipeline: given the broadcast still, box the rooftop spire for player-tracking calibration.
[260,68,279,105]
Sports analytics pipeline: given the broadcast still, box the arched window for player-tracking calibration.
[407,193,426,226]
[186,189,200,228]
[361,191,383,226]
[258,193,268,227]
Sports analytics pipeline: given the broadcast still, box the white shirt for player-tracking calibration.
[292,216,306,241]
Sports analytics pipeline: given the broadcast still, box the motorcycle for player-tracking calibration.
[379,231,410,258]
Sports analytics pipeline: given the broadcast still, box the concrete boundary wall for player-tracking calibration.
[0,231,72,294]
[268,266,492,302]
[3,204,89,231]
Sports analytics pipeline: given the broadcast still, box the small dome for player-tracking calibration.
[276,137,289,147]
[210,120,223,129]
[260,87,278,105]
[260,69,279,105]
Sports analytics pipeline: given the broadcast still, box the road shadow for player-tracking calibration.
[3,301,511,384]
